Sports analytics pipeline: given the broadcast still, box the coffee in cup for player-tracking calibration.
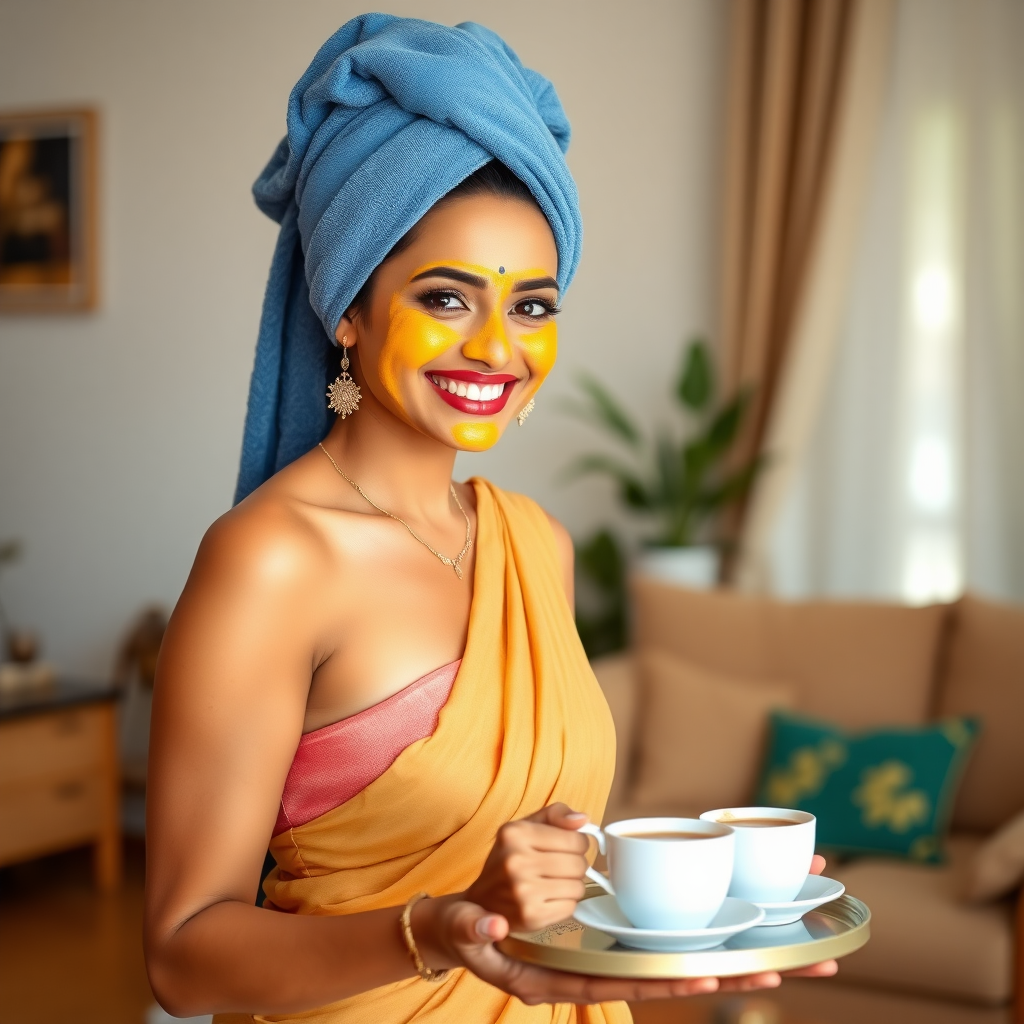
[699,806,815,904]
[617,830,714,840]
[723,817,800,828]
[578,817,735,931]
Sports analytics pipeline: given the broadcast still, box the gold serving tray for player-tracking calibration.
[497,886,870,979]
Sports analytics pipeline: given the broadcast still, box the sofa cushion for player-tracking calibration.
[632,649,794,813]
[765,978,1016,1024]
[631,577,948,728]
[965,808,1024,903]
[938,593,1024,833]
[831,836,1015,1004]
[632,578,772,677]
[768,600,948,728]
[757,710,979,862]
[590,653,638,821]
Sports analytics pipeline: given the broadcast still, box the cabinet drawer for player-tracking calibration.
[0,705,106,784]
[0,771,104,865]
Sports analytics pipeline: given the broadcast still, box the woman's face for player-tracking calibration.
[338,193,560,451]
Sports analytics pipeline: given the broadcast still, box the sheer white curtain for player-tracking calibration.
[769,0,1024,603]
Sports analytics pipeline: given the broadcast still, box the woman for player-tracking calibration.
[144,15,835,1024]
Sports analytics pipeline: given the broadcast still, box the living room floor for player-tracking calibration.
[0,842,154,1024]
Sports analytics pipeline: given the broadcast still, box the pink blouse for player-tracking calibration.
[273,660,461,835]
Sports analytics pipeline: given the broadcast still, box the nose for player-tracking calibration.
[461,304,513,368]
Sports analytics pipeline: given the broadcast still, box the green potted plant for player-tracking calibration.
[563,337,765,590]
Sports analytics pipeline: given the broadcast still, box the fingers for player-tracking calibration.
[447,900,510,946]
[717,972,782,993]
[810,854,827,875]
[534,852,590,880]
[524,802,590,832]
[496,818,590,857]
[462,951,723,1006]
[782,960,838,978]
[547,974,721,1005]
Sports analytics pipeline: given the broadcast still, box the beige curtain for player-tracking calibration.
[768,0,1024,604]
[718,0,893,586]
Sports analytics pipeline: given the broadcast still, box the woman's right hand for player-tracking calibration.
[461,803,593,933]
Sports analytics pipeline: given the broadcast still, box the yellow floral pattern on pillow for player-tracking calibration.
[763,738,847,806]
[852,760,930,833]
[756,711,979,862]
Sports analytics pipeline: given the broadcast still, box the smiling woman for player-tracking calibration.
[142,14,833,1024]
[344,193,559,454]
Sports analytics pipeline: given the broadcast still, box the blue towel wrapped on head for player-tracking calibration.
[234,14,582,503]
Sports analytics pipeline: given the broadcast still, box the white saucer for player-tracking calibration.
[573,896,765,951]
[752,875,845,926]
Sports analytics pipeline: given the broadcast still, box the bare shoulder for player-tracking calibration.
[167,482,345,661]
[192,487,329,595]
[541,509,575,607]
[157,482,339,707]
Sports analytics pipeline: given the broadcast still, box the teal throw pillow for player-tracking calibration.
[756,710,979,863]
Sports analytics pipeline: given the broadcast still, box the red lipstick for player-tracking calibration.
[426,370,518,415]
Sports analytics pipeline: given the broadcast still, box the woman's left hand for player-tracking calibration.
[774,853,838,983]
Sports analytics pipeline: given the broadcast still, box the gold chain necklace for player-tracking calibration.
[318,443,473,580]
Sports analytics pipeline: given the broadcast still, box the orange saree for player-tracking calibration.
[217,479,629,1024]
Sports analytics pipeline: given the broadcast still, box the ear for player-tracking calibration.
[335,313,358,347]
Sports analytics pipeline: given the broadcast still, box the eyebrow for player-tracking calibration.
[408,267,560,294]
[409,266,487,289]
[512,276,559,293]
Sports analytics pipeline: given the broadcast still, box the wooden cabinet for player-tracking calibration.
[0,685,121,889]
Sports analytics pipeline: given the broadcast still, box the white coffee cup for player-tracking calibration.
[699,806,815,904]
[578,817,735,931]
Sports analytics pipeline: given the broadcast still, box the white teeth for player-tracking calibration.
[432,377,507,401]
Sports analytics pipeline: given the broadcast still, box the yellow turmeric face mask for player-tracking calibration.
[375,259,558,451]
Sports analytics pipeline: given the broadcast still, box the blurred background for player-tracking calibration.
[0,2,1021,1024]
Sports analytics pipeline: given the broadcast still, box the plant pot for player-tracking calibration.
[635,545,720,590]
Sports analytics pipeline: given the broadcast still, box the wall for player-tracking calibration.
[0,0,725,675]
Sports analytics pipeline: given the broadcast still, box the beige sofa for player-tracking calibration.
[592,578,1024,1024]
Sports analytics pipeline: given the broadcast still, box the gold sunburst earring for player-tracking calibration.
[517,398,535,427]
[327,339,361,418]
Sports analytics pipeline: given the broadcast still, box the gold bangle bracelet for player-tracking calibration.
[400,892,451,983]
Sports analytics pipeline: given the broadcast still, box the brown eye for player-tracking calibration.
[420,290,468,313]
[512,299,556,319]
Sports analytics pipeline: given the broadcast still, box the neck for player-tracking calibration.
[321,390,460,523]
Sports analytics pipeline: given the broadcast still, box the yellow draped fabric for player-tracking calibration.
[215,479,630,1024]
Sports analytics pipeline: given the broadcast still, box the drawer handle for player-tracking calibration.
[54,781,86,800]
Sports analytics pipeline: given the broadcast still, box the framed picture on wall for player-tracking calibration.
[0,108,98,312]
